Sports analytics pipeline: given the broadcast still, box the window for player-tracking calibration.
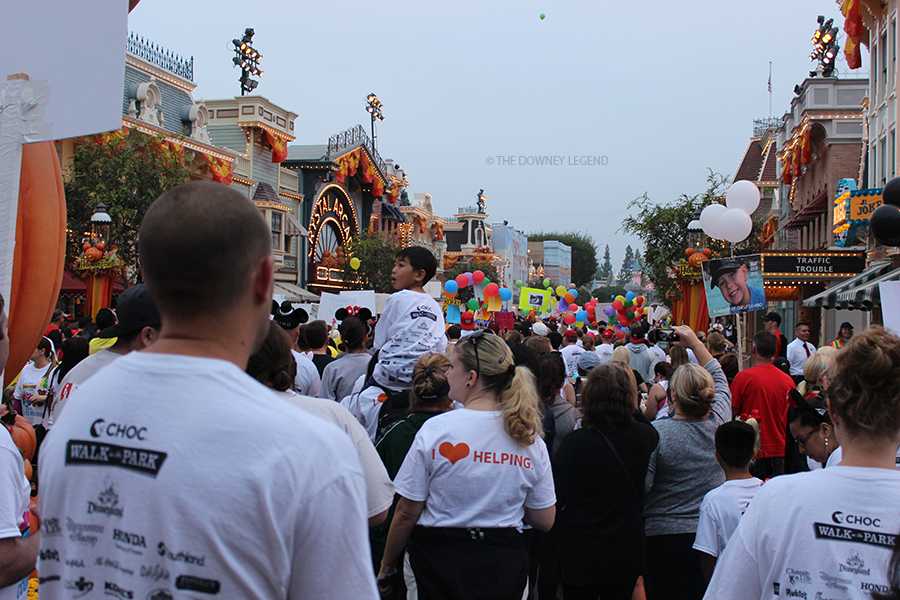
[284,234,296,255]
[873,143,878,186]
[873,39,879,98]
[893,18,897,82]
[893,129,897,178]
[270,212,283,250]
[881,136,888,184]
[882,31,889,96]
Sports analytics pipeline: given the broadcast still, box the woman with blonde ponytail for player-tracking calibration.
[377,330,556,600]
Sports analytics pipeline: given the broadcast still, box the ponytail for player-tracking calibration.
[499,366,543,446]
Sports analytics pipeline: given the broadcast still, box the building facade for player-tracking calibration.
[491,222,529,287]
[528,240,571,287]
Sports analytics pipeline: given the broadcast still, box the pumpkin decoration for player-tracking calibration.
[84,246,103,261]
[702,248,712,257]
[1,411,37,461]
[688,252,708,268]
[5,141,67,387]
[684,248,695,258]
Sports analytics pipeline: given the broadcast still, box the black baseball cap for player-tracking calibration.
[839,321,854,330]
[100,284,161,338]
[708,259,743,289]
[764,312,782,325]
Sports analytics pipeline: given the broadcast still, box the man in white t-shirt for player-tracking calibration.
[595,329,615,364]
[786,321,817,384]
[50,284,161,428]
[272,303,322,396]
[0,295,38,600]
[370,247,446,392]
[559,329,584,381]
[38,182,377,599]
[693,420,763,583]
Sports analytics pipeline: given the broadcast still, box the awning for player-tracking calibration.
[285,212,306,236]
[273,281,319,303]
[836,265,900,310]
[802,261,896,310]
[381,202,406,222]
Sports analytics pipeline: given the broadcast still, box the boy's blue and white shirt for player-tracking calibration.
[373,290,447,390]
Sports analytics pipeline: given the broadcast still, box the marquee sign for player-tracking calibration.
[833,186,883,247]
[307,184,359,288]
[761,251,866,283]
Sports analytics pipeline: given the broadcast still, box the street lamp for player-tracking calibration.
[365,92,384,152]
[687,209,704,250]
[809,16,839,78]
[90,203,112,244]
[232,28,262,95]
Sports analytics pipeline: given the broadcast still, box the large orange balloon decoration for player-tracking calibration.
[4,142,67,386]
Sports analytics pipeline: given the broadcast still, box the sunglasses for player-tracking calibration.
[462,329,493,374]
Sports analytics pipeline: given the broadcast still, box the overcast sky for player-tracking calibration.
[130,0,866,269]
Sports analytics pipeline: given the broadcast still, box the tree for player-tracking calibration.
[343,235,401,293]
[527,232,598,287]
[622,170,729,305]
[617,245,635,285]
[65,130,194,281]
[592,284,628,302]
[596,244,614,284]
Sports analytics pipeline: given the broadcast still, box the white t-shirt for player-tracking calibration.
[275,389,394,518]
[0,429,30,600]
[13,362,53,426]
[693,477,763,558]
[786,338,817,377]
[373,290,447,390]
[341,386,387,441]
[52,350,120,426]
[647,344,667,367]
[393,409,556,528]
[292,349,322,397]
[704,466,900,600]
[38,351,378,600]
[560,344,584,380]
[807,446,844,471]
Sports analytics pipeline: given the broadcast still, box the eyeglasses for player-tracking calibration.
[794,429,817,447]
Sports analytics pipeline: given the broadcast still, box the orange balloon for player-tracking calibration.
[5,142,67,386]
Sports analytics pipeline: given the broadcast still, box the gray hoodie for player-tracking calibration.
[626,342,655,384]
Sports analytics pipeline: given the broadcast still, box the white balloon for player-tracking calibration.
[719,208,753,243]
[726,180,761,215]
[700,203,728,238]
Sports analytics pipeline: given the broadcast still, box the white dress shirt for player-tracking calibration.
[786,338,816,377]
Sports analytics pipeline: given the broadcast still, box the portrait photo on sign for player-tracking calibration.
[702,254,767,318]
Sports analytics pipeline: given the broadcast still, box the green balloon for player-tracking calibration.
[515,280,524,288]
[482,277,491,286]
[539,13,546,20]
[467,298,479,310]
[543,278,551,288]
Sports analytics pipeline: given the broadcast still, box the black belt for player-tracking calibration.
[413,525,523,543]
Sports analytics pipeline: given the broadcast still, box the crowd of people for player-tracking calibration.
[0,181,898,600]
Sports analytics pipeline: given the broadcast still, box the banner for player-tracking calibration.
[518,287,551,314]
[702,255,767,318]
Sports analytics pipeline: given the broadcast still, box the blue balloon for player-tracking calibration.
[610,294,616,300]
[625,291,636,301]
[499,287,513,302]
[576,309,588,321]
[567,289,577,298]
[444,280,459,294]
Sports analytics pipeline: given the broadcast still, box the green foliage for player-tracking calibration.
[343,235,401,293]
[621,170,728,305]
[527,232,598,287]
[617,245,635,285]
[65,132,194,280]
[592,285,629,301]
[596,244,614,284]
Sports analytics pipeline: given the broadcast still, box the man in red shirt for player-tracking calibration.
[730,331,795,479]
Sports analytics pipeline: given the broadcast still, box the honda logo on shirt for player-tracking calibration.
[90,419,148,441]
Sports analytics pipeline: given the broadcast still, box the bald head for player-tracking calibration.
[139,181,271,319]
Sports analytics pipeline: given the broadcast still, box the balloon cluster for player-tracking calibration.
[443,270,513,309]
[601,291,646,332]
[872,177,900,247]
[699,180,759,243]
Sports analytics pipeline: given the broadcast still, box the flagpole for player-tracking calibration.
[768,61,773,120]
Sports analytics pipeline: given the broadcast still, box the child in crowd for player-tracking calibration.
[693,419,763,584]
[344,247,447,440]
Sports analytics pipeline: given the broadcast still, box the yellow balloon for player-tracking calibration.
[350,257,361,270]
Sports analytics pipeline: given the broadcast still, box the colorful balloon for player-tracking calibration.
[499,287,513,302]
[564,293,575,304]
[563,313,576,325]
[444,280,459,294]
[484,283,500,297]
[556,285,567,297]
[349,257,361,270]
[473,270,485,284]
[455,274,468,288]
[467,298,479,310]
[576,310,588,322]
[543,278,551,288]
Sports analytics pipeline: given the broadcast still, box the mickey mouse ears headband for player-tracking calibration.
[335,305,373,323]
[272,300,309,330]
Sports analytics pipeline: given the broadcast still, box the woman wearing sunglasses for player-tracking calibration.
[377,330,555,600]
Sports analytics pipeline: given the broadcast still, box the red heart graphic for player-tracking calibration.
[438,442,470,464]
